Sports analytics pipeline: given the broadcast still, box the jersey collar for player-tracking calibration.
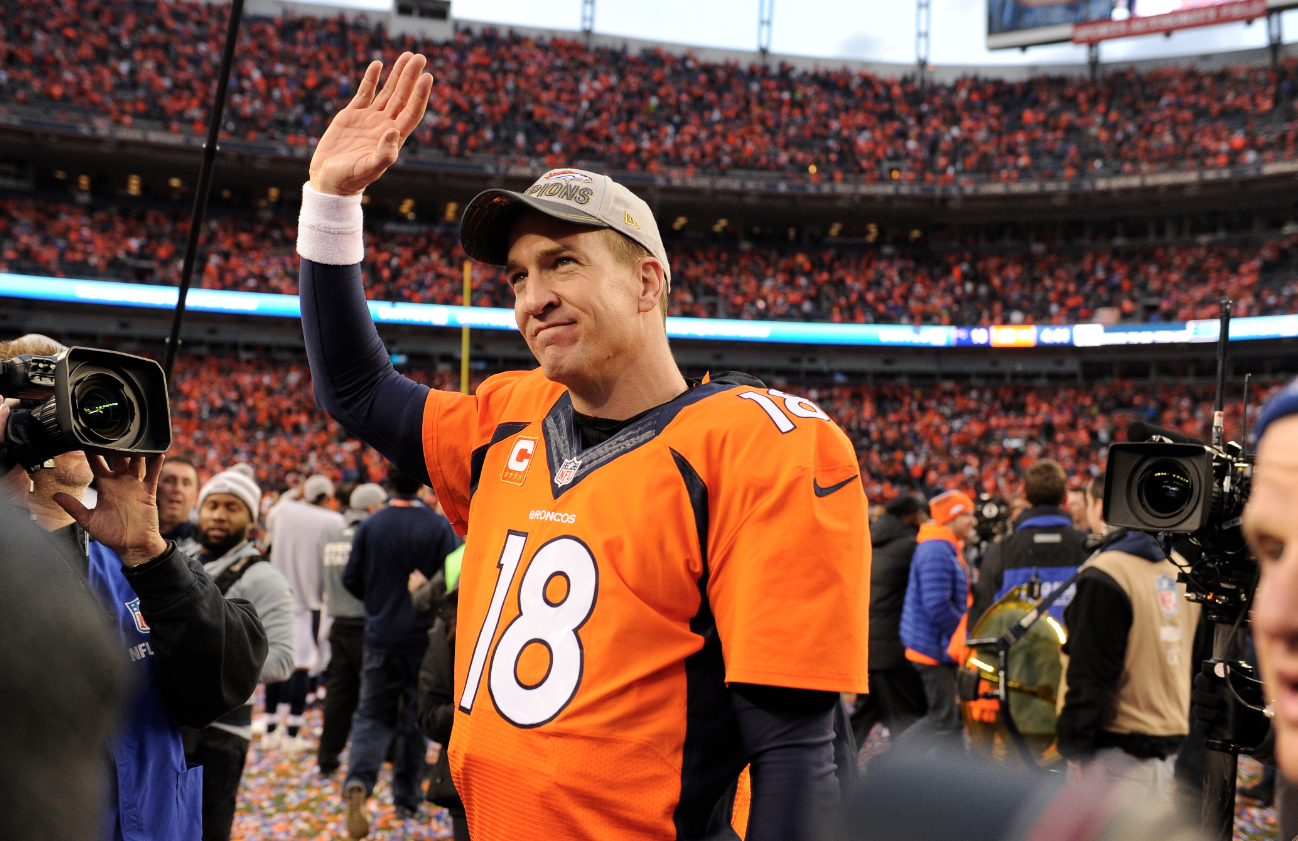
[541,383,740,499]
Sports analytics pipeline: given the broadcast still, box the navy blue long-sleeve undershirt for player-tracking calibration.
[298,256,842,839]
[299,258,431,484]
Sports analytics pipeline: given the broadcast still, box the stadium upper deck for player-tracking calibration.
[5,195,1297,325]
[4,0,1298,194]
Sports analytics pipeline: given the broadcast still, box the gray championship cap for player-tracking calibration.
[460,168,671,288]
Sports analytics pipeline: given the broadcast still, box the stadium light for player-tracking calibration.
[916,0,931,83]
[758,0,774,63]
[581,0,594,46]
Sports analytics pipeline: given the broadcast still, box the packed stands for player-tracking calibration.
[3,0,1298,183]
[5,196,1297,323]
[165,353,1273,502]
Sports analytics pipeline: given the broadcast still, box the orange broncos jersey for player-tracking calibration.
[421,368,870,840]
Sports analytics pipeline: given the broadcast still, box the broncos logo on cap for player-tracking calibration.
[544,170,594,182]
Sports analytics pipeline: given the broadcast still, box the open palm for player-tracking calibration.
[309,52,435,196]
[55,455,169,567]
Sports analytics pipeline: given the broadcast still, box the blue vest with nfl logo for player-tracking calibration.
[86,541,202,841]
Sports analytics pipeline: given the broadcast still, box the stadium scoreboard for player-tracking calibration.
[988,0,1298,50]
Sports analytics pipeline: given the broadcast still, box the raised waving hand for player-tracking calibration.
[309,52,434,196]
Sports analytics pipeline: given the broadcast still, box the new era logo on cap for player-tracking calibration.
[459,167,671,288]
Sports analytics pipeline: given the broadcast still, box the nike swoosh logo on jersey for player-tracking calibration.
[814,475,859,497]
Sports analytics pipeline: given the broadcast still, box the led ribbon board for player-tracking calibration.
[3,273,1296,348]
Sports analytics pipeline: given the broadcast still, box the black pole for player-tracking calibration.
[162,0,246,385]
[1201,297,1239,841]
[1211,298,1231,448]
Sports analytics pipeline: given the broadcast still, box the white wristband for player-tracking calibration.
[296,182,364,265]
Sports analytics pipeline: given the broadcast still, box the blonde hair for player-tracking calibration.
[0,335,64,362]
[602,229,668,321]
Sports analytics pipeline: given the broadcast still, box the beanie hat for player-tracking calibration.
[302,474,335,504]
[349,483,388,511]
[198,468,262,523]
[1255,377,1298,445]
[929,490,975,526]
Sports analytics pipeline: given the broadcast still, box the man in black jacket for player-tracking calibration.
[971,460,1089,628]
[851,495,929,745]
[1,350,269,841]
[341,468,459,836]
[413,570,467,841]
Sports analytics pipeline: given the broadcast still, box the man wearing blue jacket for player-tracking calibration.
[899,490,977,750]
[341,467,459,837]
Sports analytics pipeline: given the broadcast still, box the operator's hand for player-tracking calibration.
[309,52,434,196]
[0,399,30,505]
[54,454,168,567]
[1191,668,1229,732]
[408,568,428,594]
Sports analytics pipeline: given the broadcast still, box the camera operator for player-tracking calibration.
[180,467,295,841]
[1056,472,1201,798]
[971,460,1089,627]
[0,337,97,541]
[0,339,269,841]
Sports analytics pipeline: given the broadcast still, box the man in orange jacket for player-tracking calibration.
[897,490,976,751]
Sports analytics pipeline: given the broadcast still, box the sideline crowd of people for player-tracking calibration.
[4,196,1298,324]
[151,351,1279,509]
[4,0,1298,183]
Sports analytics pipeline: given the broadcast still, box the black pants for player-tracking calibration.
[181,726,250,841]
[319,618,365,769]
[892,663,963,754]
[850,666,928,745]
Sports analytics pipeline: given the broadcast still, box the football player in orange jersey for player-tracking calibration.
[296,53,870,841]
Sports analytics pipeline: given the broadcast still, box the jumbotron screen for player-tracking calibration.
[986,0,1277,48]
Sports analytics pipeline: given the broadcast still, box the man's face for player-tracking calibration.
[158,462,199,527]
[1086,494,1106,535]
[1245,415,1298,782]
[197,492,253,555]
[948,511,977,543]
[30,450,93,495]
[1066,489,1088,530]
[505,212,662,389]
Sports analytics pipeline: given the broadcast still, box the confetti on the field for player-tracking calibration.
[234,704,1277,840]
[232,705,453,841]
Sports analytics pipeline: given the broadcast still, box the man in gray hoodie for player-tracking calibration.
[180,467,295,841]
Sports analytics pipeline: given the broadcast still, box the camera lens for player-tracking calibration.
[1138,459,1195,519]
[73,375,133,442]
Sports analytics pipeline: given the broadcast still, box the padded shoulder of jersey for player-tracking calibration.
[668,385,861,485]
[469,368,565,433]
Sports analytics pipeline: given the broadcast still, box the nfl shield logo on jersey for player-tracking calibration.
[125,597,150,633]
[1155,574,1179,618]
[555,457,581,487]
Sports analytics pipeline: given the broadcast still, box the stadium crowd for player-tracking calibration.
[3,0,1298,183]
[5,196,1298,324]
[160,353,1274,507]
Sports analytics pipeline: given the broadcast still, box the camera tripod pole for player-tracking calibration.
[162,0,246,386]
[1202,297,1240,841]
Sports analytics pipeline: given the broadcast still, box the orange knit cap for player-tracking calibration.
[929,490,975,525]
